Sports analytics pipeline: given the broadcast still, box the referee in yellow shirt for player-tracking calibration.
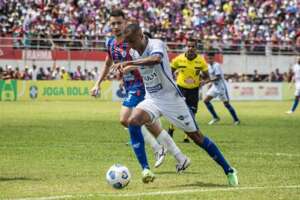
[168,38,208,143]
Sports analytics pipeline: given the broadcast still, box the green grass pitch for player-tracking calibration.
[0,101,299,200]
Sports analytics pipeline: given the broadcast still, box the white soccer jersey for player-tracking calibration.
[130,39,183,101]
[130,39,199,132]
[293,63,300,90]
[206,62,229,101]
[208,62,226,87]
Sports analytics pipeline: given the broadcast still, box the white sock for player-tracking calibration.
[157,130,186,163]
[141,125,161,153]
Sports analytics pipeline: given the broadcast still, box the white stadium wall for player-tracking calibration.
[223,55,297,74]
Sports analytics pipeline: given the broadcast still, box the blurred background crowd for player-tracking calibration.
[0,0,299,52]
[0,64,294,83]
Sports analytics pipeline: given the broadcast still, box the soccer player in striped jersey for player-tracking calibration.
[202,52,240,125]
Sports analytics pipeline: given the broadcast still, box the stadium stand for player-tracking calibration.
[0,0,299,53]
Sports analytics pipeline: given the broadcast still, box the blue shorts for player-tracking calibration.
[122,89,145,108]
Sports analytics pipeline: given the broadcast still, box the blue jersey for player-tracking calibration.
[106,37,145,107]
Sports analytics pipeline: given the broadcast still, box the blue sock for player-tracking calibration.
[200,137,233,174]
[128,125,149,170]
[224,103,239,121]
[291,98,299,112]
[205,101,219,119]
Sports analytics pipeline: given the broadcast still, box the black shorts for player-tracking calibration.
[178,85,199,114]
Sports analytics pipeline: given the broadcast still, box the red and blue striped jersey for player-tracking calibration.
[106,37,144,93]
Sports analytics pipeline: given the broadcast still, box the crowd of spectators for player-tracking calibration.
[0,0,299,53]
[227,68,294,82]
[0,64,101,81]
[0,64,294,83]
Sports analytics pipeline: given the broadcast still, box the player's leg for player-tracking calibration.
[186,130,238,186]
[223,101,240,124]
[122,96,156,183]
[291,96,300,112]
[127,103,161,183]
[287,90,300,113]
[181,86,200,143]
[160,99,238,186]
[204,95,220,125]
[145,120,188,169]
[120,104,162,152]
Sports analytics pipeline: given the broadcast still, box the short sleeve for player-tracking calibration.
[214,63,222,75]
[149,39,165,58]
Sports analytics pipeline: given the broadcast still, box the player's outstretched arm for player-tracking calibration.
[90,55,113,96]
[112,55,162,71]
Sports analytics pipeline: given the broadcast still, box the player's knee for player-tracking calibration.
[223,102,230,108]
[120,118,129,127]
[127,116,143,126]
[204,100,210,104]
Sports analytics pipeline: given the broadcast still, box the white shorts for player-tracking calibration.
[206,85,230,101]
[136,97,199,133]
[295,88,300,96]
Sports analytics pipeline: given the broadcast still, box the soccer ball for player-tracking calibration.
[106,164,131,189]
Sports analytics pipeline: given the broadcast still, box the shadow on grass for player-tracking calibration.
[0,177,42,182]
[169,181,227,188]
[155,171,202,175]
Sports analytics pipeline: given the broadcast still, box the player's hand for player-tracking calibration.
[90,85,101,97]
[111,63,126,74]
[200,80,207,87]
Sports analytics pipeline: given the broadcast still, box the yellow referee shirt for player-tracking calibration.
[171,53,208,89]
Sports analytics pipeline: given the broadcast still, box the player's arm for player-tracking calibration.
[90,55,113,96]
[127,54,162,67]
[123,65,138,74]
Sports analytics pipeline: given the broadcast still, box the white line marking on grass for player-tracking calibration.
[7,185,300,200]
[248,152,300,158]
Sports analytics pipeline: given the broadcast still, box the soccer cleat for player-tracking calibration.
[142,168,155,183]
[286,110,294,114]
[234,120,240,125]
[183,138,190,143]
[176,157,191,173]
[154,146,167,168]
[208,118,220,125]
[227,168,239,186]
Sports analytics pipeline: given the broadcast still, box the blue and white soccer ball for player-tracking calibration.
[106,164,131,189]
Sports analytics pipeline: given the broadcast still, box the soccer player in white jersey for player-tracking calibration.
[202,52,240,125]
[286,57,300,114]
[90,10,188,183]
[111,24,238,186]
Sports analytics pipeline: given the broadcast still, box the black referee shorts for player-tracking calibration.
[177,85,199,114]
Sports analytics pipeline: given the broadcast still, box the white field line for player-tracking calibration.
[6,185,300,200]
[244,152,300,157]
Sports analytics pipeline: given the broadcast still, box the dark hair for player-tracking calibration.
[110,9,125,19]
[124,23,141,33]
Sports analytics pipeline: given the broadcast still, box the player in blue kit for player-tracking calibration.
[90,10,188,183]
